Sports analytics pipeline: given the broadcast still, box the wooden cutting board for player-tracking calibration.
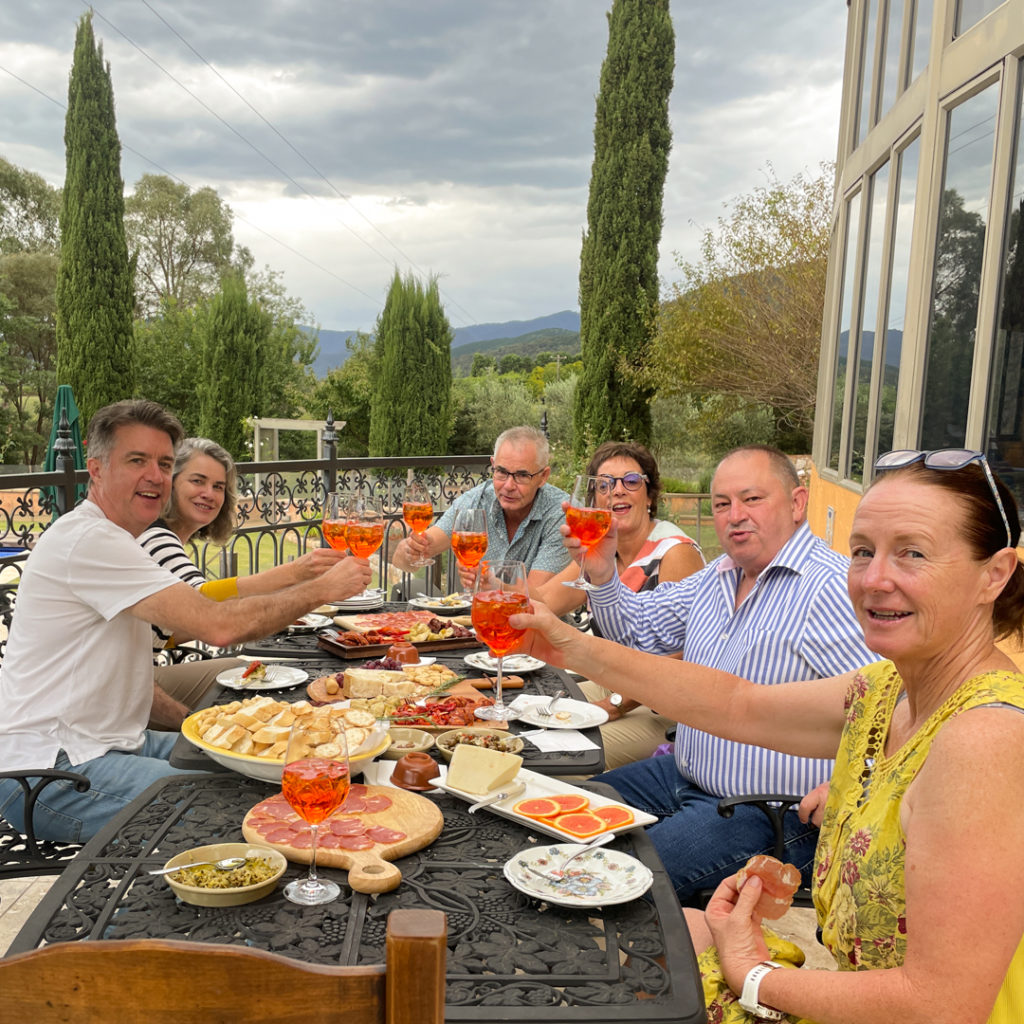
[241,784,443,893]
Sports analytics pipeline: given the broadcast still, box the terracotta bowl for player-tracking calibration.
[390,751,441,790]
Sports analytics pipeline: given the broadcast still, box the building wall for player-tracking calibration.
[811,0,1024,526]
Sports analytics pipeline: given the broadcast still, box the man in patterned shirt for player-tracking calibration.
[582,445,879,901]
[391,426,570,588]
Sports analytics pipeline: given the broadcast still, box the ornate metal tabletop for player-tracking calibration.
[7,773,703,1024]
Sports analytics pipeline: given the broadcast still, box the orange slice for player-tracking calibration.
[550,793,590,814]
[513,797,562,820]
[551,812,606,838]
[593,804,635,829]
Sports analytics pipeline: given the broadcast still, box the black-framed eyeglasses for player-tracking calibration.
[492,465,546,485]
[595,472,649,494]
[874,448,1013,549]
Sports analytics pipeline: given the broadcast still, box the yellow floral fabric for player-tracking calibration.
[699,662,1024,1024]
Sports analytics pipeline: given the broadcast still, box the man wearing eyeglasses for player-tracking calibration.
[391,425,571,587]
[578,444,880,903]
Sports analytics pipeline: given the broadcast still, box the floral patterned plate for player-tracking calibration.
[503,843,653,908]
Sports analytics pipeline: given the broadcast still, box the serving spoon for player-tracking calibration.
[149,856,249,876]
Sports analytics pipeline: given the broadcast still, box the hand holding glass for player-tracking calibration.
[562,475,613,591]
[281,714,350,905]
[472,560,529,721]
[402,480,435,568]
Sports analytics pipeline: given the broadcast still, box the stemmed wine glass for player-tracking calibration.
[562,474,613,591]
[451,507,487,597]
[472,560,529,722]
[281,712,351,906]
[402,479,435,567]
[321,491,350,552]
[345,494,385,560]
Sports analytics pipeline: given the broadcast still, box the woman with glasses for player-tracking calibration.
[534,441,704,768]
[515,449,1024,1024]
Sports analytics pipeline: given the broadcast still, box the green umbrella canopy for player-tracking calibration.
[44,385,86,471]
[43,384,87,513]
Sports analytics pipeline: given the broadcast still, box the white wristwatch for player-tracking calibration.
[608,692,624,708]
[738,960,785,1020]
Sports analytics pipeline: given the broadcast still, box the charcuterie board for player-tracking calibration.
[241,783,443,893]
[318,626,481,659]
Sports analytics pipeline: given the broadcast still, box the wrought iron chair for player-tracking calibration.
[0,908,448,1024]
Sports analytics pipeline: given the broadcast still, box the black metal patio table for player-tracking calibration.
[5,772,704,1024]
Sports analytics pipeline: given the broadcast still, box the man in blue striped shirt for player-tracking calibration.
[585,445,879,901]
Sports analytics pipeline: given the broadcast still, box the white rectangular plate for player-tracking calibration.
[437,767,656,841]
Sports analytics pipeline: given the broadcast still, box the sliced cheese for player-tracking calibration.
[447,744,523,795]
[342,668,407,699]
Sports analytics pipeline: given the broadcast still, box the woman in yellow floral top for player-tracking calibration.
[514,449,1024,1023]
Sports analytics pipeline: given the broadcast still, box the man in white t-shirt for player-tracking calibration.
[0,399,372,843]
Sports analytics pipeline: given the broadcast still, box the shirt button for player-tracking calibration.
[719,633,728,641]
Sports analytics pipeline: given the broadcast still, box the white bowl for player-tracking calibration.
[161,842,287,907]
[182,711,390,783]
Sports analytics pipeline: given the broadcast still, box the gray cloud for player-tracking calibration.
[0,1,847,330]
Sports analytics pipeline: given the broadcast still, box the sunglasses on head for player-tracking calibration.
[595,472,648,494]
[874,448,1013,549]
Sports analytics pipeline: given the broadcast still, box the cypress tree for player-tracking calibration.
[199,273,269,460]
[368,271,452,456]
[573,0,674,452]
[55,12,135,425]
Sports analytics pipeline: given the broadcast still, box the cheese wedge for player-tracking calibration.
[342,668,407,699]
[447,744,523,795]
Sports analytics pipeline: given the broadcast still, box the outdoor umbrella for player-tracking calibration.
[43,384,87,514]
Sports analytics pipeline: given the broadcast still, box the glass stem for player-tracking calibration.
[308,824,321,885]
[494,655,504,710]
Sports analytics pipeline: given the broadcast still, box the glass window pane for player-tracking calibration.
[910,0,933,82]
[829,190,863,471]
[987,74,1024,509]
[879,0,907,118]
[878,138,920,457]
[955,0,1004,36]
[920,84,999,449]
[858,0,878,145]
[852,162,891,482]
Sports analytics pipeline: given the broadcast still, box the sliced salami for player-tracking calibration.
[360,795,394,814]
[364,826,407,844]
[328,818,368,837]
[336,834,376,851]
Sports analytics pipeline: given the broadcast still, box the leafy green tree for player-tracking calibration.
[0,251,59,464]
[134,299,205,433]
[369,271,452,456]
[125,174,238,317]
[0,157,60,255]
[574,0,674,452]
[470,352,496,376]
[55,12,135,424]
[311,332,376,456]
[653,164,833,452]
[448,375,537,455]
[198,273,270,460]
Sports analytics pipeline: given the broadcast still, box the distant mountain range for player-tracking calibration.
[303,310,580,377]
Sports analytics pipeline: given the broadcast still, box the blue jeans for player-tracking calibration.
[0,732,202,844]
[594,755,819,902]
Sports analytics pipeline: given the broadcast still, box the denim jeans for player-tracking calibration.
[0,732,201,844]
[594,755,819,902]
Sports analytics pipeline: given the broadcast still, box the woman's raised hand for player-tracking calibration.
[559,500,618,586]
[704,872,774,996]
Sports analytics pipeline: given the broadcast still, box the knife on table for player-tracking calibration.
[468,781,526,814]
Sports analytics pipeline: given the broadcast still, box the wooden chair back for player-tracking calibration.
[0,908,446,1024]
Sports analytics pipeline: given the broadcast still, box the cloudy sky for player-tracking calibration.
[0,1,849,333]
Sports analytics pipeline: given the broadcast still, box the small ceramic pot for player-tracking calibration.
[391,751,439,790]
[386,641,420,664]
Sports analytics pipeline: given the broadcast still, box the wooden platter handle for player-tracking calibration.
[346,856,403,893]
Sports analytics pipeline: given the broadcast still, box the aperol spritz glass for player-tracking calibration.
[402,479,435,567]
[562,475,612,592]
[321,491,350,552]
[281,712,350,906]
[451,506,487,596]
[345,494,385,559]
[472,560,529,722]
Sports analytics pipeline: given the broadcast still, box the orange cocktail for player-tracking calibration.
[402,502,433,535]
[565,506,612,549]
[322,519,348,551]
[471,589,530,657]
[346,522,384,558]
[282,757,351,825]
[452,530,488,568]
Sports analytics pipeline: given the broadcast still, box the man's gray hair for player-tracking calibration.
[493,426,550,466]
[86,399,184,463]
